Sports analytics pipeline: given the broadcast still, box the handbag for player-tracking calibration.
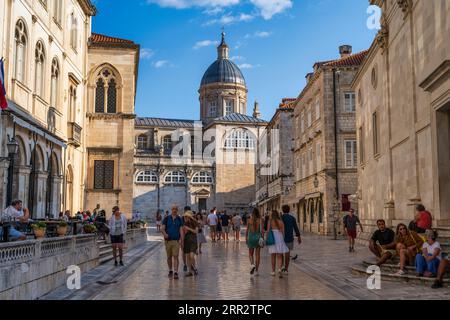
[266,222,275,246]
[258,223,265,248]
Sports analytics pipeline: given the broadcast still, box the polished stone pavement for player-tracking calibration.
[42,227,450,300]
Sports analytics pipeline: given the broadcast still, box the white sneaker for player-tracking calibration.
[254,270,259,276]
[270,272,275,276]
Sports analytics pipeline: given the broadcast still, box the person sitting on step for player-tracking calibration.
[393,223,424,275]
[369,219,396,267]
[432,254,449,289]
[415,229,441,278]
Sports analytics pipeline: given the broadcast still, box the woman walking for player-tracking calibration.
[108,206,128,266]
[246,208,263,276]
[156,211,162,232]
[183,211,199,277]
[196,213,207,254]
[267,210,289,278]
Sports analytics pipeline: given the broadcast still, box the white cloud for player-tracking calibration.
[230,55,245,61]
[153,60,171,68]
[245,31,272,39]
[203,7,224,16]
[250,0,293,20]
[140,48,155,59]
[238,63,260,69]
[194,40,220,49]
[147,0,239,9]
[204,13,254,26]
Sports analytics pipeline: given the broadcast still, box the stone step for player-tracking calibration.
[99,255,115,265]
[351,264,449,287]
[361,260,450,278]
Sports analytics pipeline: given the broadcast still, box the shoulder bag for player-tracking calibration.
[266,220,275,246]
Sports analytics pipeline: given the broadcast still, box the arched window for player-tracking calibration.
[94,68,118,113]
[69,85,76,122]
[14,20,27,83]
[164,171,186,184]
[107,78,117,113]
[34,41,45,97]
[192,171,213,184]
[50,58,59,108]
[70,13,78,50]
[137,134,148,149]
[224,129,255,150]
[136,170,158,183]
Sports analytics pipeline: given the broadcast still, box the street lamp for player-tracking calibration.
[6,137,19,206]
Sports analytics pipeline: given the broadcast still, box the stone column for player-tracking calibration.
[0,160,9,210]
[35,172,49,218]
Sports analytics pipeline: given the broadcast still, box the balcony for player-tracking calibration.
[67,122,82,147]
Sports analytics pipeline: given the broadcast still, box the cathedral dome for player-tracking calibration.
[200,33,246,87]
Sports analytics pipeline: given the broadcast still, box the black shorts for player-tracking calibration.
[110,234,125,244]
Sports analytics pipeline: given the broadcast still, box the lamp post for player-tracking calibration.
[6,138,19,207]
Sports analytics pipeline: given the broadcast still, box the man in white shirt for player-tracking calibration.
[207,208,218,242]
[1,200,29,240]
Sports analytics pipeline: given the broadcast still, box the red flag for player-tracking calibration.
[0,59,8,110]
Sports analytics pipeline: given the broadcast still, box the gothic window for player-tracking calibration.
[95,78,105,113]
[107,79,117,113]
[14,20,27,83]
[136,170,158,183]
[94,68,119,113]
[224,129,255,150]
[34,41,45,97]
[192,171,213,184]
[50,58,59,108]
[94,160,114,190]
[137,134,148,149]
[69,85,77,122]
[164,171,186,184]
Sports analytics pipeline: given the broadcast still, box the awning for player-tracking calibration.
[305,192,322,200]
[3,99,67,148]
[256,195,280,206]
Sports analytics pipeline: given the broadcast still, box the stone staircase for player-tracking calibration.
[352,229,450,287]
[97,239,114,265]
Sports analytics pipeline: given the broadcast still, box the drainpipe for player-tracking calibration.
[332,68,340,202]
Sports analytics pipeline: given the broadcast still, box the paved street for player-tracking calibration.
[42,227,450,300]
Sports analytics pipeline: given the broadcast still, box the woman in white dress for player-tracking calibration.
[267,210,289,278]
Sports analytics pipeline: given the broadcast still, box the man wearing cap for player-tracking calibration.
[343,208,363,252]
[161,204,184,280]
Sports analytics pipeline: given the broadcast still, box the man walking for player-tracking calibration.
[343,209,363,252]
[207,208,218,242]
[281,205,301,274]
[161,204,184,280]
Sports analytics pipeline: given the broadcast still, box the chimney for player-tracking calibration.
[339,45,352,58]
[305,72,314,83]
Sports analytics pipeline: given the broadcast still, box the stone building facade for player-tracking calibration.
[84,34,139,217]
[132,35,266,219]
[352,0,450,237]
[0,0,96,218]
[255,98,296,214]
[293,46,367,235]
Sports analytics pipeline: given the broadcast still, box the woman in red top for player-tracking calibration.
[411,204,432,234]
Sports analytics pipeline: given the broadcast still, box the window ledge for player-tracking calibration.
[135,182,158,185]
[87,189,121,193]
[374,153,381,161]
[52,17,62,30]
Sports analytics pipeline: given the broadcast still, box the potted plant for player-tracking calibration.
[31,222,47,239]
[83,223,97,234]
[57,221,68,237]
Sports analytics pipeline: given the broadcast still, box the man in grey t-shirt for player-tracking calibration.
[343,209,363,252]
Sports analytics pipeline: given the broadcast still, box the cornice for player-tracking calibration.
[87,113,136,120]
[77,0,97,16]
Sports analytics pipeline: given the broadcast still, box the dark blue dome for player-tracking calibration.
[201,59,246,86]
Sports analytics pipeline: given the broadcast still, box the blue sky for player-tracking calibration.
[91,0,378,120]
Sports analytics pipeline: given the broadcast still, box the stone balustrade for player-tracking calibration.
[0,228,148,300]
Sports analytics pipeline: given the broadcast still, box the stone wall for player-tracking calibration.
[0,228,148,300]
